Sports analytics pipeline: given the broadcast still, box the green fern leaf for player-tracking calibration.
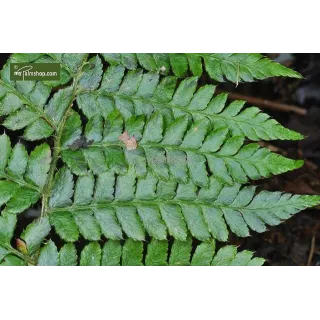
[101,53,302,83]
[37,239,59,266]
[21,216,51,254]
[80,242,102,266]
[101,240,122,266]
[0,53,318,267]
[145,240,168,266]
[59,243,78,266]
[61,111,303,186]
[76,70,302,141]
[0,254,26,266]
[191,241,216,266]
[0,246,9,263]
[169,236,193,265]
[0,133,51,214]
[33,238,264,266]
[0,212,16,246]
[45,167,320,242]
[78,55,103,90]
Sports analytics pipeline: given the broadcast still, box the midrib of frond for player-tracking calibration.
[64,140,278,167]
[45,196,314,214]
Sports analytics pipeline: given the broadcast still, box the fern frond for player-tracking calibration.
[101,53,302,83]
[0,212,264,266]
[0,53,87,140]
[77,68,302,141]
[34,238,265,266]
[45,167,320,242]
[0,133,51,214]
[61,110,303,186]
[0,53,317,267]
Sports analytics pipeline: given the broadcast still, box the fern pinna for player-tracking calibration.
[0,53,318,266]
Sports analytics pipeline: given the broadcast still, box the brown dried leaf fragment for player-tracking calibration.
[118,131,138,150]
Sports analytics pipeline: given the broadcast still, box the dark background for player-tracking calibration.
[1,53,319,266]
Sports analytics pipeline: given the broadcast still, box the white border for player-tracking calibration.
[0,267,318,319]
[1,0,319,52]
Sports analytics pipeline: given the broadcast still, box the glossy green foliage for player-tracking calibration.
[47,167,320,243]
[61,111,303,186]
[76,68,302,141]
[0,133,51,214]
[0,212,50,265]
[101,53,302,83]
[0,53,318,267]
[35,238,264,266]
